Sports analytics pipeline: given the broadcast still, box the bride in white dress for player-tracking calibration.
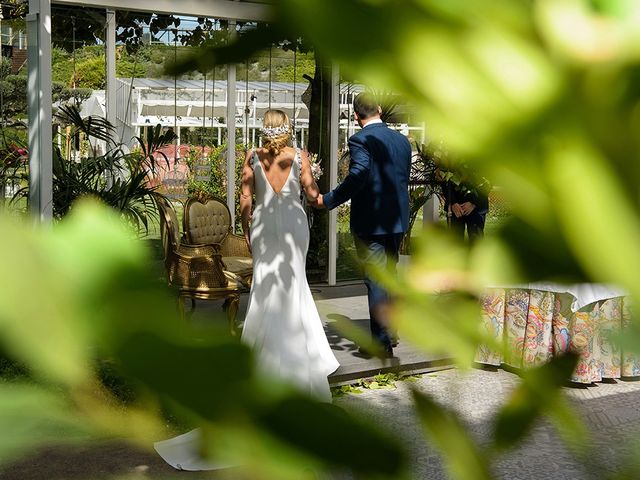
[240,109,339,402]
[155,110,339,471]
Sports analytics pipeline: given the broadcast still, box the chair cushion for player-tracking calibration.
[222,256,253,277]
[186,199,231,245]
[223,270,249,289]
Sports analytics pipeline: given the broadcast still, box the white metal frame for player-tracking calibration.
[28,1,268,221]
[52,0,272,21]
[226,20,237,230]
[328,64,340,285]
[26,0,345,283]
[27,0,53,222]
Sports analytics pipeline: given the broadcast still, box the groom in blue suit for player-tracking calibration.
[317,92,412,357]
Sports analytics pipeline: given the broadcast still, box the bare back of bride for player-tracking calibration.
[239,109,339,402]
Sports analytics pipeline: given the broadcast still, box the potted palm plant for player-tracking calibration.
[44,104,177,234]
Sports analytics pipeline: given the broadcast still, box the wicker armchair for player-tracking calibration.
[155,194,248,333]
[183,195,253,287]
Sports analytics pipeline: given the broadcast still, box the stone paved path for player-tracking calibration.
[3,369,639,479]
[335,368,640,480]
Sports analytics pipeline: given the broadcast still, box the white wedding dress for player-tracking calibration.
[241,149,340,402]
[155,149,339,471]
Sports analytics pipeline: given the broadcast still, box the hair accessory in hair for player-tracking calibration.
[260,124,290,138]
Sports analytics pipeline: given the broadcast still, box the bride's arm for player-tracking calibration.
[299,150,320,202]
[240,150,255,251]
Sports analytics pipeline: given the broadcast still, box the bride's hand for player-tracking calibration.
[309,193,324,209]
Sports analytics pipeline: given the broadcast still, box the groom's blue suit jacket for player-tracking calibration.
[324,122,412,236]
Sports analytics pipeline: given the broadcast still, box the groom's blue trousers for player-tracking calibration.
[354,233,404,350]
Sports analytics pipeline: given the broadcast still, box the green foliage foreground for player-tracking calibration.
[167,0,640,477]
[0,201,406,479]
[0,201,610,479]
[2,0,640,478]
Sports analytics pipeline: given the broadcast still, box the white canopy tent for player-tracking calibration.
[27,0,342,283]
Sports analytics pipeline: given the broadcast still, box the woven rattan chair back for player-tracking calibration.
[156,196,180,256]
[183,196,232,245]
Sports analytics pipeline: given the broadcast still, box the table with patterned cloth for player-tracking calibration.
[475,284,638,383]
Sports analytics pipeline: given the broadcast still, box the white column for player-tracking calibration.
[226,21,237,231]
[105,9,116,187]
[27,0,53,223]
[328,63,340,286]
[105,10,116,127]
[423,195,440,225]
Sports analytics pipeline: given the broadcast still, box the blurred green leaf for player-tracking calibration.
[197,422,327,480]
[0,199,177,387]
[492,353,586,452]
[5,0,640,477]
[254,395,406,477]
[114,331,254,422]
[392,292,486,369]
[546,138,640,297]
[468,236,525,287]
[0,215,93,386]
[0,382,92,464]
[412,388,492,480]
[496,216,590,283]
[371,229,503,367]
[612,312,640,355]
[535,0,640,64]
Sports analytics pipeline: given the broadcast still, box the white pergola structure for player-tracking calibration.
[27,0,342,284]
[116,79,312,150]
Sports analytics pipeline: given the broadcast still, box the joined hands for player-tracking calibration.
[451,202,476,218]
[309,193,325,209]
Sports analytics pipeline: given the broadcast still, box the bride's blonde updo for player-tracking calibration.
[261,109,291,156]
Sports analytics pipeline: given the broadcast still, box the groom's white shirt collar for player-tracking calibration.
[362,118,383,128]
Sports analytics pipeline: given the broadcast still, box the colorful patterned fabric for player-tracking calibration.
[522,290,555,368]
[570,308,597,383]
[622,298,640,377]
[597,298,622,379]
[552,293,572,356]
[475,289,505,366]
[504,289,529,369]
[476,288,636,384]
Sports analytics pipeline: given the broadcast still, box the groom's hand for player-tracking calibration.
[313,194,325,209]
